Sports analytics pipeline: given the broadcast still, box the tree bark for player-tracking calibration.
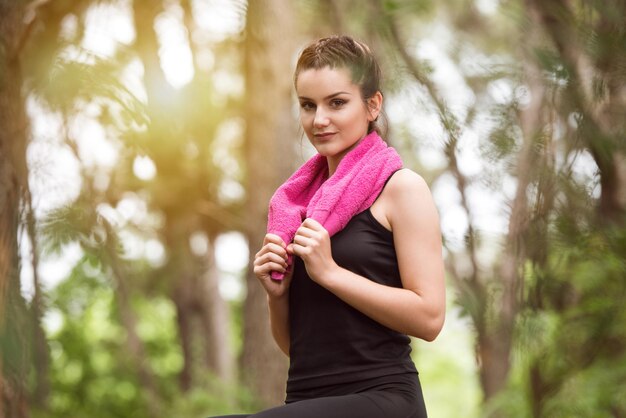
[173,281,194,392]
[200,236,232,381]
[241,0,299,407]
[0,1,31,417]
[105,237,160,418]
[171,237,233,392]
[26,193,50,407]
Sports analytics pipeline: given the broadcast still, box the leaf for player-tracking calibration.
[38,199,95,256]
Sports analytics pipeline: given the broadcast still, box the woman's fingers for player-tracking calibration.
[292,233,316,245]
[254,234,291,280]
[290,242,317,258]
[255,242,288,262]
[254,260,286,275]
[252,234,294,299]
[295,225,316,239]
[255,245,285,262]
[267,251,288,268]
[254,250,287,269]
[254,251,287,271]
[294,221,328,243]
[264,233,286,248]
[301,218,325,232]
[291,232,321,256]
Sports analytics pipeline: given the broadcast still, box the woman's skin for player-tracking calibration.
[253,66,446,357]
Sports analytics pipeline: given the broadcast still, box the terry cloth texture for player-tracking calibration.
[266,130,403,279]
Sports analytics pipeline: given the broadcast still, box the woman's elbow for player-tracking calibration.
[414,310,445,342]
[422,319,444,342]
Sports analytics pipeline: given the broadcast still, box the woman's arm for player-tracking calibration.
[253,234,293,356]
[289,170,446,341]
[268,294,290,356]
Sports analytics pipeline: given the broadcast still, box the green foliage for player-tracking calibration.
[168,376,260,418]
[38,197,99,256]
[0,269,31,399]
[13,0,626,417]
[491,222,626,417]
[35,258,142,418]
[38,51,147,125]
[32,254,257,418]
[414,299,482,418]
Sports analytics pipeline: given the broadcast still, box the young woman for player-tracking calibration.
[212,35,445,418]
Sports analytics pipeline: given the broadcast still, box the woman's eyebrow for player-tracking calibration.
[298,91,352,101]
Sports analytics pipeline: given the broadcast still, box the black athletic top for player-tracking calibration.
[286,169,417,398]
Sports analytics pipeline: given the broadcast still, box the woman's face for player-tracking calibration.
[296,66,379,162]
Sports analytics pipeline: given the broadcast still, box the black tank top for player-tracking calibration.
[286,169,417,396]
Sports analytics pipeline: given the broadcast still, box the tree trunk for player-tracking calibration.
[241,0,299,407]
[26,194,50,407]
[172,238,233,392]
[132,0,234,392]
[101,220,160,418]
[109,259,160,418]
[526,0,626,223]
[173,282,194,392]
[0,2,31,417]
[200,237,232,381]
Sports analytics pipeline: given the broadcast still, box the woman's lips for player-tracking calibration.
[314,132,336,139]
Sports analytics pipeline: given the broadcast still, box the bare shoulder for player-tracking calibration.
[371,169,435,231]
[385,168,430,196]
[384,168,438,228]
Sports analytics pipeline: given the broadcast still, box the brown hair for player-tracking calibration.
[294,35,386,136]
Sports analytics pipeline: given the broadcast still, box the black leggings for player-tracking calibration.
[209,373,427,418]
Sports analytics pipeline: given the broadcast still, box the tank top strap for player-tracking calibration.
[373,168,404,203]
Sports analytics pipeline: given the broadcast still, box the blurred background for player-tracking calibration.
[1,0,625,417]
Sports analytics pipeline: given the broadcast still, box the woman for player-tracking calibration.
[213,35,445,418]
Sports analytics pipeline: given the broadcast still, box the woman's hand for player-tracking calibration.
[287,218,338,286]
[253,233,293,300]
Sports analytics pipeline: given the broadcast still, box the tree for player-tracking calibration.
[4,0,623,416]
[508,1,626,416]
[526,0,626,224]
[240,0,300,407]
[11,0,247,416]
[0,1,34,417]
[130,0,236,391]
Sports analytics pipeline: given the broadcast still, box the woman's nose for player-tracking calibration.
[313,108,330,128]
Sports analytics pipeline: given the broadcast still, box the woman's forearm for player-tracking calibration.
[268,294,290,356]
[322,266,445,341]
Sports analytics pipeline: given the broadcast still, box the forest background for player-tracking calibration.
[1,0,625,417]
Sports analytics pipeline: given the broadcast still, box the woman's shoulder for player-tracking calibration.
[373,168,433,231]
[385,168,430,197]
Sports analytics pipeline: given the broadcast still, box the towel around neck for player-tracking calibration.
[267,130,403,280]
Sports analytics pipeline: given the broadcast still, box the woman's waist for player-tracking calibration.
[289,328,412,361]
[286,346,417,392]
[286,369,420,403]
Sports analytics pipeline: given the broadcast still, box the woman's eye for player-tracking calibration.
[330,99,346,108]
[300,101,315,111]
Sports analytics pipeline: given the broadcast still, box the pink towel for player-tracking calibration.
[267,131,403,280]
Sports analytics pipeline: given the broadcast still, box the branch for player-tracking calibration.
[6,0,51,63]
[526,0,599,110]
[525,0,625,221]
[380,5,481,285]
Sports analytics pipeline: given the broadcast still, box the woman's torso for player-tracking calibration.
[286,169,417,399]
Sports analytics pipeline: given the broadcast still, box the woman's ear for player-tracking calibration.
[366,91,383,121]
